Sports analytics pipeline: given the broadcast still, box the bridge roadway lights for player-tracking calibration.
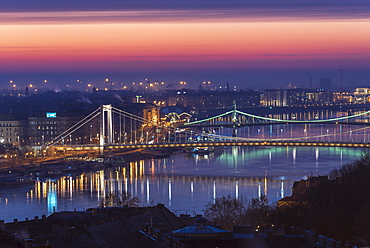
[52,141,370,152]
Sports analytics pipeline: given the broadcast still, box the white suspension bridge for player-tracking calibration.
[45,104,370,153]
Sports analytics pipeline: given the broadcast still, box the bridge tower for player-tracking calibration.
[232,100,238,137]
[100,105,113,148]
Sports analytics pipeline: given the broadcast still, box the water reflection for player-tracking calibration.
[0,145,365,222]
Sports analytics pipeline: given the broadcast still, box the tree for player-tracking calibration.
[203,194,247,230]
[98,191,140,208]
[246,195,272,230]
[309,152,370,242]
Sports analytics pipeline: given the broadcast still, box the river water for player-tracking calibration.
[0,143,366,223]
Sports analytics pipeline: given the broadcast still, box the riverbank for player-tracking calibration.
[0,148,178,186]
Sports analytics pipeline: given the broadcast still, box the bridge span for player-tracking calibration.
[180,121,370,129]
[51,140,370,152]
[44,104,370,155]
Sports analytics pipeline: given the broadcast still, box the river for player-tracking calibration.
[0,144,365,223]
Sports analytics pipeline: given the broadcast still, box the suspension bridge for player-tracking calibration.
[46,104,370,153]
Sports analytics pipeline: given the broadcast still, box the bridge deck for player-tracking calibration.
[181,121,370,128]
[52,141,370,151]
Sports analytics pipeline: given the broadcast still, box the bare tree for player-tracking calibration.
[203,194,247,230]
[98,191,140,208]
[245,195,272,230]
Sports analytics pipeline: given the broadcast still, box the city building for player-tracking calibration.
[27,113,99,147]
[333,91,352,104]
[353,88,370,104]
[0,116,26,146]
[262,89,286,107]
[143,103,160,124]
[262,88,333,107]
[278,176,328,207]
[168,90,261,109]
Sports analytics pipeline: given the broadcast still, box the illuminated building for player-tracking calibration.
[353,88,370,104]
[262,88,333,107]
[262,89,286,107]
[28,114,99,146]
[143,104,160,124]
[0,117,25,146]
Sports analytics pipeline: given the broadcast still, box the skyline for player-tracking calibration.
[0,1,370,89]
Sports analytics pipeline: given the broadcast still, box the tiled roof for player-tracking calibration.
[82,207,184,247]
[70,233,97,248]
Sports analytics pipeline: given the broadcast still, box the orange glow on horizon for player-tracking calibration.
[0,18,369,71]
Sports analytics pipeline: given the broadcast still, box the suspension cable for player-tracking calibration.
[47,110,100,146]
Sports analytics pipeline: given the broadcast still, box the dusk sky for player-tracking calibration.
[0,0,369,90]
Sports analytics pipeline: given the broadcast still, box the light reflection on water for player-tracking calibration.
[0,145,365,223]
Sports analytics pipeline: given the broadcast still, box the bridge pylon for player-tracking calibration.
[232,126,237,137]
[232,100,238,123]
[232,100,238,137]
[100,105,113,149]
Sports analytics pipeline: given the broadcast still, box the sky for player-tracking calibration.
[0,0,370,90]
